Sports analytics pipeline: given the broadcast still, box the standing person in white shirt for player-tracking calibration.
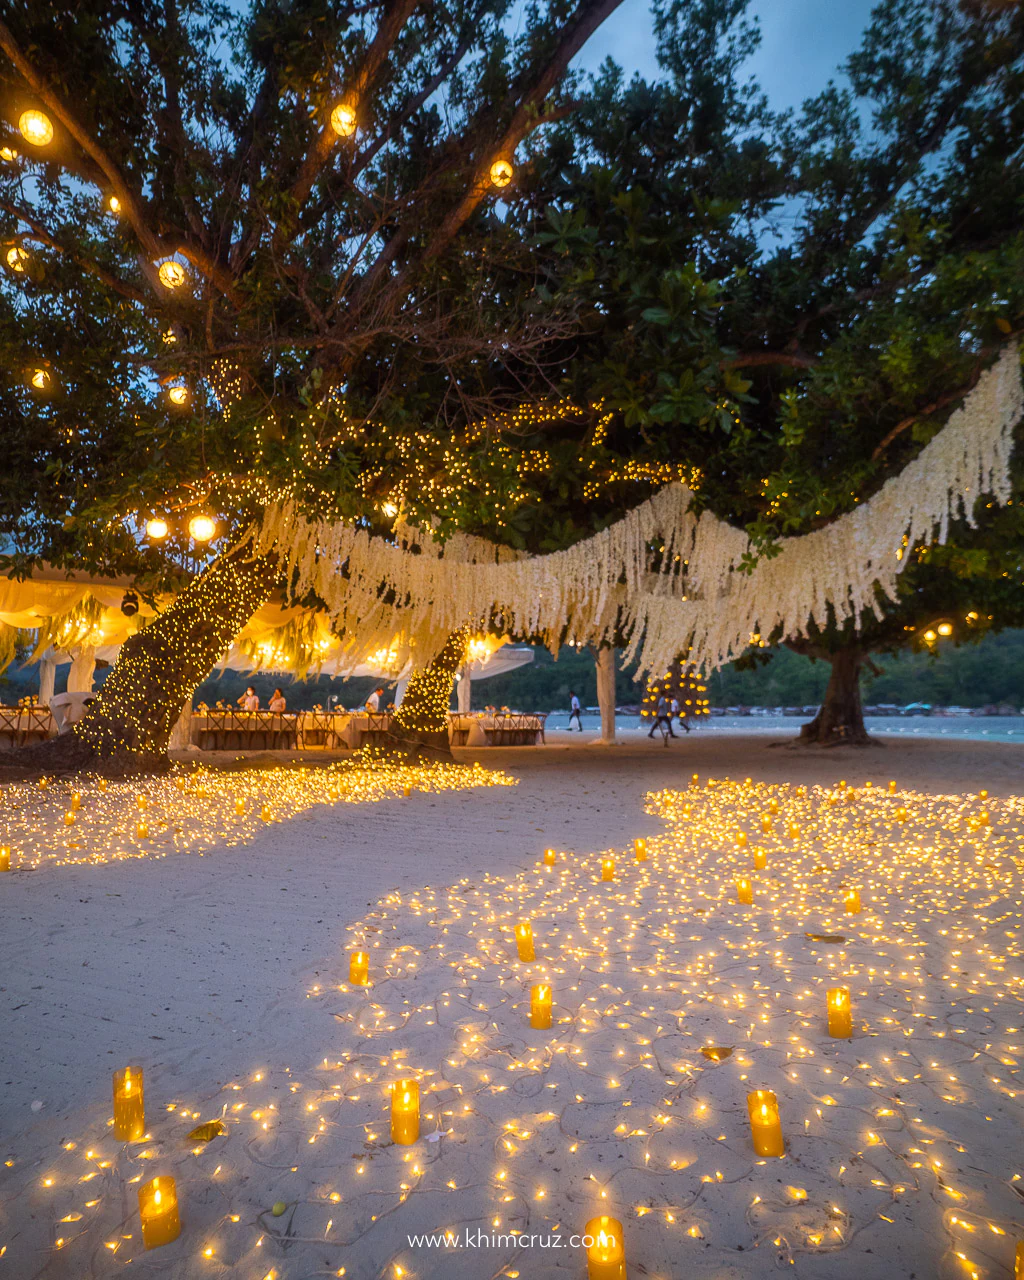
[366,686,384,712]
[568,690,583,731]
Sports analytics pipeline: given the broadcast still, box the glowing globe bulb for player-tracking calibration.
[157,260,186,289]
[6,246,28,273]
[0,146,18,163]
[489,158,513,188]
[923,629,937,643]
[188,514,216,542]
[330,103,357,137]
[937,622,952,636]
[30,367,50,390]
[19,110,54,147]
[146,517,169,540]
[167,384,189,406]
[108,195,121,214]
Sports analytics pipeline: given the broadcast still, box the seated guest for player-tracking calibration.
[238,685,259,711]
[268,687,287,713]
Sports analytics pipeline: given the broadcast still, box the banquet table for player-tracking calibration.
[192,710,299,751]
[0,705,55,749]
[449,712,546,747]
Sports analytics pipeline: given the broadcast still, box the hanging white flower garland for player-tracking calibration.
[252,345,1022,677]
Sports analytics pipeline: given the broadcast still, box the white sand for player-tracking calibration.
[0,733,1022,1279]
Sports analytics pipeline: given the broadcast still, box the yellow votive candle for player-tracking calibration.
[844,889,861,914]
[736,877,753,904]
[138,1175,180,1249]
[390,1079,420,1144]
[113,1065,145,1140]
[137,820,149,839]
[978,809,990,826]
[980,788,988,800]
[747,1089,784,1157]
[403,783,412,797]
[895,806,908,823]
[888,780,896,794]
[63,811,75,827]
[691,772,699,785]
[761,816,772,834]
[0,844,10,872]
[349,950,369,985]
[752,848,767,870]
[234,798,245,815]
[515,922,536,962]
[769,798,779,814]
[787,822,800,839]
[585,1215,625,1280]
[735,830,748,848]
[827,987,852,1037]
[98,779,107,792]
[601,858,615,881]
[137,794,147,811]
[260,805,271,821]
[543,847,557,866]
[530,982,553,1029]
[71,791,81,811]
[634,838,647,862]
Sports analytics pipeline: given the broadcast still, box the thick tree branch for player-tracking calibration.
[280,0,423,231]
[719,351,817,371]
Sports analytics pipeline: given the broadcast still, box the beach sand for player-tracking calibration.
[1,732,1022,1278]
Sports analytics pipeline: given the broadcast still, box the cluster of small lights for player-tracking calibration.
[0,759,512,870]
[394,628,472,738]
[640,658,711,721]
[4,776,1022,1278]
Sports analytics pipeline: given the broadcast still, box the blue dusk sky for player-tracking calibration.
[574,0,880,111]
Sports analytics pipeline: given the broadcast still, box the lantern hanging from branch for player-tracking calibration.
[157,260,186,289]
[330,103,357,137]
[489,158,514,188]
[19,109,53,146]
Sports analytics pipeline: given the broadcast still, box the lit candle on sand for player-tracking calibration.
[601,858,615,882]
[736,877,753,905]
[515,922,535,961]
[0,845,9,872]
[752,848,767,870]
[747,1089,784,1157]
[585,1215,626,1280]
[349,950,369,985]
[734,830,748,849]
[234,798,245,816]
[844,889,862,914]
[634,838,647,862]
[113,1065,145,1140]
[543,847,557,866]
[888,780,897,794]
[530,982,552,1029]
[138,1176,180,1248]
[391,1079,420,1144]
[71,791,81,811]
[827,987,852,1038]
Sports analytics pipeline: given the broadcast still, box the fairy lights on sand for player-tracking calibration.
[2,777,1022,1278]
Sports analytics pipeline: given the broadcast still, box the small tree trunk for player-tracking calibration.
[797,647,879,747]
[595,646,617,743]
[0,548,278,777]
[385,628,469,762]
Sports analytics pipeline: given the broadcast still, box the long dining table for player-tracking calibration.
[0,705,55,749]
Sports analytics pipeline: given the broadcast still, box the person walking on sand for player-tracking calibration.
[648,693,676,739]
[568,691,583,732]
[671,695,691,733]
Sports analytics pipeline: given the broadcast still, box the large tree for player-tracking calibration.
[0,0,624,769]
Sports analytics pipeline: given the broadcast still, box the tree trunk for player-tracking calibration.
[796,647,880,747]
[0,547,278,777]
[595,646,617,743]
[385,628,469,762]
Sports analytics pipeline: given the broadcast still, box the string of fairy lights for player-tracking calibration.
[2,775,1022,1277]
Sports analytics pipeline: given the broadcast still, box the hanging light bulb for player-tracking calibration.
[167,384,189,406]
[330,102,357,137]
[157,260,186,289]
[145,517,169,540]
[29,367,51,391]
[489,158,514,188]
[188,514,216,542]
[0,146,18,163]
[108,195,121,215]
[937,622,952,637]
[5,246,28,273]
[18,110,54,147]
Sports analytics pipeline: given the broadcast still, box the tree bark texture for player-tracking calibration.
[385,628,470,762]
[797,647,880,747]
[0,548,279,777]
